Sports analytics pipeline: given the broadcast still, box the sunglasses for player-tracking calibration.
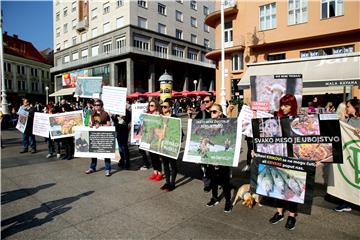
[149,104,156,107]
[94,104,101,106]
[210,110,220,114]
[203,100,210,104]
[161,106,169,109]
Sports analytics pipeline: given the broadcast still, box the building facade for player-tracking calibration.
[205,0,360,104]
[3,33,53,106]
[51,0,216,95]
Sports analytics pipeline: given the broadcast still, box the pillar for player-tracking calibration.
[148,63,155,92]
[126,58,134,93]
[183,72,189,91]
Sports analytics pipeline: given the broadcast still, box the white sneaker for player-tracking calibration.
[105,170,111,177]
[56,154,61,159]
[242,165,250,172]
[46,154,53,158]
[140,166,149,171]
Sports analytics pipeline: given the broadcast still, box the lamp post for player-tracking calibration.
[193,79,198,91]
[0,10,9,114]
[45,86,49,105]
[220,0,226,112]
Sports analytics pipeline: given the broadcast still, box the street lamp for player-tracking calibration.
[0,10,9,115]
[193,80,198,91]
[45,86,49,105]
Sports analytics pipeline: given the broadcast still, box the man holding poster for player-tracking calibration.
[18,97,37,154]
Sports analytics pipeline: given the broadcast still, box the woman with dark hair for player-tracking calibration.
[85,99,112,176]
[269,94,298,230]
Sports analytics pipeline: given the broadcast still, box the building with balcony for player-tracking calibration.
[51,0,216,96]
[205,0,360,104]
[2,33,53,106]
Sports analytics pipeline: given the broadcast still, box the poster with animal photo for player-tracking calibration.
[16,107,29,133]
[74,76,103,98]
[250,153,316,214]
[130,103,148,145]
[250,74,302,112]
[49,111,84,139]
[139,114,182,159]
[74,126,116,159]
[252,115,343,163]
[183,118,242,167]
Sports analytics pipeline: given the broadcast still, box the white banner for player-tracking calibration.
[33,113,50,138]
[16,107,29,133]
[102,86,127,115]
[327,121,360,206]
[238,105,273,138]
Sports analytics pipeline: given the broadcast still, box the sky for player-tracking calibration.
[2,0,53,51]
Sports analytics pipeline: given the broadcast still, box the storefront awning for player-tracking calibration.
[49,88,76,97]
[238,53,360,94]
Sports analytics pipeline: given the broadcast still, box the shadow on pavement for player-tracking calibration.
[1,183,56,205]
[1,191,94,238]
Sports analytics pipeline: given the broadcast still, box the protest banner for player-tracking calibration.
[74,126,116,159]
[130,103,148,145]
[250,74,302,112]
[49,111,84,139]
[139,114,182,159]
[183,118,242,167]
[16,107,29,133]
[327,121,360,206]
[62,69,89,87]
[74,76,103,98]
[101,86,127,115]
[33,112,50,138]
[238,105,273,138]
[252,114,343,163]
[250,152,316,214]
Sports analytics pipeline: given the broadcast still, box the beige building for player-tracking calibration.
[205,0,360,104]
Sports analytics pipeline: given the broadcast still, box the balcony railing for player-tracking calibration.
[76,19,89,32]
[51,47,215,72]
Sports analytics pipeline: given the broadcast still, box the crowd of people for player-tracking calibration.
[2,92,359,231]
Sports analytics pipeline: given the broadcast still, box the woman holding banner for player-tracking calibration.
[269,94,298,230]
[85,99,112,176]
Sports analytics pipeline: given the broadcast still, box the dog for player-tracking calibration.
[232,184,262,208]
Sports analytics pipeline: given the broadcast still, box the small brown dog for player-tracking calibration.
[232,184,262,208]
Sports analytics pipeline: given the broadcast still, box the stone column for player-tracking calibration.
[148,63,155,92]
[126,58,134,93]
[197,75,203,91]
[183,72,189,91]
[109,62,116,86]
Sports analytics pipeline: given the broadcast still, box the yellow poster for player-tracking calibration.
[160,83,172,101]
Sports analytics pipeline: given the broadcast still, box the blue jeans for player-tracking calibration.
[90,158,111,171]
[22,132,36,150]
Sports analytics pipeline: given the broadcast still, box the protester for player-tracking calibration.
[59,99,75,160]
[19,97,37,154]
[333,98,360,212]
[325,101,335,113]
[85,99,112,176]
[269,94,298,230]
[112,108,131,169]
[159,98,178,191]
[45,102,59,158]
[205,103,232,213]
[195,94,215,192]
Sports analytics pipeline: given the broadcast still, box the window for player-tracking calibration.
[232,53,244,71]
[103,2,110,14]
[41,70,44,78]
[203,6,209,15]
[63,7,68,16]
[172,45,184,58]
[176,10,183,22]
[116,17,124,28]
[138,0,147,8]
[203,23,210,32]
[17,65,21,74]
[64,55,70,63]
[138,17,147,29]
[267,53,286,61]
[22,66,25,74]
[116,36,126,50]
[72,52,79,61]
[103,22,111,33]
[91,8,97,19]
[103,41,112,54]
[321,0,344,19]
[92,27,98,38]
[288,0,308,25]
[204,39,210,48]
[63,23,68,33]
[158,23,166,34]
[191,17,197,27]
[81,33,87,42]
[64,40,69,48]
[117,0,123,7]
[34,69,38,77]
[190,0,197,10]
[72,36,77,45]
[224,22,233,45]
[72,19,77,29]
[133,35,150,51]
[191,34,197,43]
[158,3,166,15]
[91,45,99,56]
[260,3,276,30]
[56,12,60,21]
[72,1,77,12]
[300,45,354,58]
[81,48,88,58]
[175,29,183,39]
[155,41,168,58]
[4,62,11,72]
[56,27,60,37]
[188,49,198,60]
